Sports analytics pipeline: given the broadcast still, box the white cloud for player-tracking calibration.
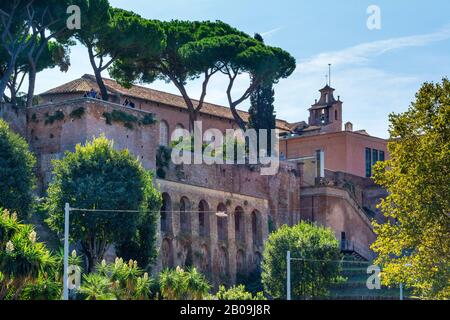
[297,25,450,74]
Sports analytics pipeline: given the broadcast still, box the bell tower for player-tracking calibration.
[308,67,343,133]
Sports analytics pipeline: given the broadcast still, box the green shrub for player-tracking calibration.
[45,110,65,125]
[69,107,85,119]
[78,258,153,300]
[159,267,210,300]
[0,119,36,219]
[215,285,266,300]
[46,136,162,272]
[261,222,343,300]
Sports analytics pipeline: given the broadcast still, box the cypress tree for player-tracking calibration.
[248,83,276,156]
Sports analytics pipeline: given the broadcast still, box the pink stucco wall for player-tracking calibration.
[280,131,388,177]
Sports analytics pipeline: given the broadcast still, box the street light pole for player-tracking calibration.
[287,251,291,301]
[63,203,70,300]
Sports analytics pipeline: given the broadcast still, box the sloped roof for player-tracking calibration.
[40,74,292,131]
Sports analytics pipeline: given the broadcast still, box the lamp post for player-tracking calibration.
[286,251,291,300]
[63,203,70,300]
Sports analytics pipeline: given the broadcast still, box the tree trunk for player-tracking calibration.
[230,104,247,130]
[26,66,36,109]
[87,45,109,101]
[0,65,15,102]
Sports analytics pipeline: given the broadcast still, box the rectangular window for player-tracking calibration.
[379,151,385,162]
[365,148,372,178]
[372,149,379,166]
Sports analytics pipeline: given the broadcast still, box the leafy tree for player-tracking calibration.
[110,20,249,131]
[1,39,70,106]
[159,267,210,300]
[46,136,162,272]
[0,119,36,219]
[0,0,73,106]
[0,208,58,300]
[78,257,153,300]
[261,222,342,300]
[179,32,296,129]
[74,0,165,101]
[248,82,276,155]
[0,0,33,100]
[372,78,450,300]
[215,284,266,300]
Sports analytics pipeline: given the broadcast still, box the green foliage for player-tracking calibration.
[103,110,156,130]
[261,222,342,300]
[215,285,266,300]
[236,269,264,295]
[78,257,153,300]
[141,113,156,125]
[372,78,450,300]
[156,146,172,179]
[0,119,36,219]
[20,276,62,300]
[44,110,65,125]
[45,136,162,271]
[159,267,211,300]
[69,107,85,119]
[74,0,165,100]
[0,208,59,300]
[248,83,276,155]
[110,19,295,129]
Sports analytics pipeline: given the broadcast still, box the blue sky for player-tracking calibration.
[35,0,450,138]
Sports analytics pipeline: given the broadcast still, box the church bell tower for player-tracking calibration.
[308,66,343,133]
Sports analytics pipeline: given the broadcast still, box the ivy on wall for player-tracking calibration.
[156,146,172,179]
[44,110,65,125]
[103,110,156,130]
[70,107,85,119]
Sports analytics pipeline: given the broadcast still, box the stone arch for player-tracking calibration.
[179,196,191,234]
[179,243,193,268]
[251,210,263,247]
[199,244,210,273]
[161,238,174,268]
[236,249,246,274]
[234,206,245,244]
[160,193,172,233]
[159,120,169,146]
[254,251,263,272]
[198,200,210,238]
[216,246,229,277]
[217,203,228,242]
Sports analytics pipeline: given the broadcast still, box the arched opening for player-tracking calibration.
[217,247,228,277]
[236,249,246,274]
[160,193,172,233]
[180,197,191,234]
[217,203,228,242]
[159,120,169,146]
[199,244,210,273]
[161,239,174,268]
[268,214,275,234]
[251,210,263,247]
[179,243,193,268]
[234,207,245,244]
[198,200,210,238]
[254,252,263,272]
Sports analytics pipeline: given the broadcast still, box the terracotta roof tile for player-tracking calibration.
[40,74,292,131]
